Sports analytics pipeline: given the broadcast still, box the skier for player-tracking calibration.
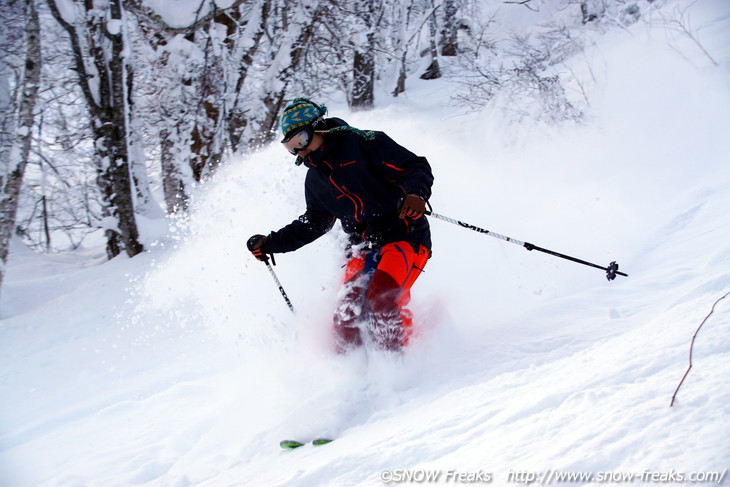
[248,98,434,352]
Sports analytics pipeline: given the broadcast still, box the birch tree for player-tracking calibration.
[420,0,442,80]
[0,0,41,292]
[351,0,381,109]
[440,0,459,56]
[228,0,271,153]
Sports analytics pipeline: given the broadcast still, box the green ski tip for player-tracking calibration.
[279,438,333,450]
[312,438,333,446]
[279,440,305,450]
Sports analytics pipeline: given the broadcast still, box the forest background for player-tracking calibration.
[0,0,718,290]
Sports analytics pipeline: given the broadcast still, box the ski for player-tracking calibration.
[279,438,333,450]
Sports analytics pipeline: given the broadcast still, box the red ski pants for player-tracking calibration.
[333,242,430,352]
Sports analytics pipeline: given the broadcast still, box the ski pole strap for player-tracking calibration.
[425,210,628,281]
[265,261,295,313]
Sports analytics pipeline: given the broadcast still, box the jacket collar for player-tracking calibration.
[300,132,343,169]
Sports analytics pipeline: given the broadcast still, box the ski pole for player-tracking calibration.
[426,210,628,281]
[264,260,295,313]
[248,235,295,313]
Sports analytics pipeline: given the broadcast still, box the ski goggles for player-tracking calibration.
[282,126,313,155]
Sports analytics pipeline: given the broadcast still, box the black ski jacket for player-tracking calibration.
[265,124,434,255]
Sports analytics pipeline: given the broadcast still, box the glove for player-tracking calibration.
[247,234,270,263]
[398,194,427,219]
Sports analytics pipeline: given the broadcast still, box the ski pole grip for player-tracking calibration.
[247,234,264,251]
[247,234,272,264]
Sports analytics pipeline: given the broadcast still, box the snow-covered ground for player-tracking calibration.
[2,1,729,486]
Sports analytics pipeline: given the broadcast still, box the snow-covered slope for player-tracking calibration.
[2,2,729,486]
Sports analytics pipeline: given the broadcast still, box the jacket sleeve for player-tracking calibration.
[370,132,434,200]
[264,178,336,254]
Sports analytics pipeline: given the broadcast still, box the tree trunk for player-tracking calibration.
[189,16,225,182]
[393,51,407,97]
[391,2,415,98]
[229,0,270,153]
[0,0,41,293]
[352,46,375,108]
[126,63,162,218]
[106,0,143,257]
[420,4,441,80]
[440,0,458,56]
[351,0,378,109]
[160,128,189,214]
